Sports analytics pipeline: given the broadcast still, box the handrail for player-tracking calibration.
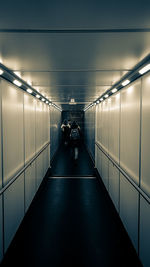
[0,142,50,195]
[95,141,150,205]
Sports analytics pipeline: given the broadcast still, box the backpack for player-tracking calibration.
[70,128,80,140]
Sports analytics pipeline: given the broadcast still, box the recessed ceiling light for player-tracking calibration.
[0,69,4,75]
[139,64,150,75]
[111,88,117,93]
[13,80,22,87]
[122,80,130,86]
[36,94,40,99]
[26,88,33,94]
[104,94,109,98]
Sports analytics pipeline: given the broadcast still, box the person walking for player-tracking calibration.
[61,119,70,146]
[70,121,81,160]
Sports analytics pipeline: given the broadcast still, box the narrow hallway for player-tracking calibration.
[1,145,142,267]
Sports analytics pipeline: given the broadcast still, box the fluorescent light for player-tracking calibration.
[100,98,103,101]
[26,88,33,94]
[139,64,150,75]
[36,94,40,99]
[122,80,130,86]
[0,69,4,75]
[104,94,109,98]
[111,88,117,93]
[13,80,22,87]
[42,98,45,102]
[27,80,32,86]
[96,100,99,104]
[14,71,21,78]
[46,101,48,104]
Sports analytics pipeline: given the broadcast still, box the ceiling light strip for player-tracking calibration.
[84,55,150,112]
[0,62,62,112]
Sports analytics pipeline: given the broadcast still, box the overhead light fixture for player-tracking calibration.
[42,98,45,102]
[14,71,21,78]
[104,94,109,98]
[100,98,103,101]
[69,98,76,105]
[122,79,130,86]
[111,88,117,93]
[96,100,99,104]
[26,88,33,94]
[27,80,32,86]
[139,64,150,75]
[0,69,4,75]
[36,94,40,99]
[13,80,22,87]
[49,103,51,106]
[46,101,48,104]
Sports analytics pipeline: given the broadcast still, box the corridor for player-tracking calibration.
[1,145,142,267]
[0,1,150,266]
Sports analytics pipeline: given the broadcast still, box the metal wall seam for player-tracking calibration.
[0,142,50,196]
[95,141,150,205]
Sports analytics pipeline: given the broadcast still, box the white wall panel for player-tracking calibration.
[141,73,150,196]
[96,146,102,177]
[25,162,36,212]
[2,80,24,186]
[84,105,95,159]
[43,105,50,145]
[109,93,120,163]
[24,93,36,163]
[120,80,141,184]
[36,153,44,190]
[96,104,102,143]
[35,100,44,152]
[4,174,24,252]
[101,153,109,190]
[43,146,50,176]
[120,174,139,252]
[0,195,3,262]
[139,196,150,267]
[0,82,2,189]
[50,105,61,159]
[101,100,109,152]
[108,161,119,212]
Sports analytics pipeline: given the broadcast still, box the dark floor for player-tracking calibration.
[50,143,94,176]
[1,145,143,267]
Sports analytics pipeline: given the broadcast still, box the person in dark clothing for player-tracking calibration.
[70,121,81,160]
[61,119,71,145]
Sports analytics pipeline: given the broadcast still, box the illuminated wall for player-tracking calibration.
[84,105,95,161]
[95,72,150,267]
[50,104,61,159]
[0,78,51,261]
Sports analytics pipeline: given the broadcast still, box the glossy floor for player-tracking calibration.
[1,146,142,267]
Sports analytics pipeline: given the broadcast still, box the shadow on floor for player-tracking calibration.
[50,143,95,176]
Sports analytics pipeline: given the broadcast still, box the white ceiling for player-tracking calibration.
[0,0,150,110]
